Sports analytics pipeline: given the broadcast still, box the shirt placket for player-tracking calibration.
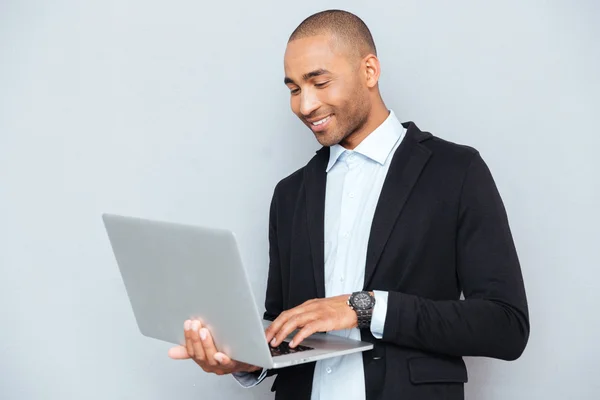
[336,154,362,296]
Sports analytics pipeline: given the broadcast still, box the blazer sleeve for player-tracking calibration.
[264,185,284,322]
[381,152,530,361]
[262,186,284,377]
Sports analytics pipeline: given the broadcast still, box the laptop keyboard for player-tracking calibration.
[270,341,313,357]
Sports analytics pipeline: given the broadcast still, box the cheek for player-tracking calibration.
[323,86,344,107]
[326,84,358,113]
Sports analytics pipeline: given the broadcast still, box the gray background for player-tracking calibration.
[1,0,599,399]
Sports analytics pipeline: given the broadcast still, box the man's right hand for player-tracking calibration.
[168,319,262,376]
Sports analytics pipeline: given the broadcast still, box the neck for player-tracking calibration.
[339,101,389,150]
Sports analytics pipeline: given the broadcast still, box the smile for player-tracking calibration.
[311,115,331,126]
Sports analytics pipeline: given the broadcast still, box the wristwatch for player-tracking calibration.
[347,291,376,329]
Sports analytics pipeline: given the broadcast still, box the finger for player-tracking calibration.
[199,327,219,367]
[266,307,306,343]
[265,312,289,344]
[184,320,195,358]
[214,353,260,374]
[290,321,321,348]
[214,352,236,369]
[168,345,190,359]
[190,320,206,362]
[273,312,317,347]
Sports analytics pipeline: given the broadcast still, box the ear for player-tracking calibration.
[364,54,381,88]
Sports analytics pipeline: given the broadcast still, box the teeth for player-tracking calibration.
[312,116,330,126]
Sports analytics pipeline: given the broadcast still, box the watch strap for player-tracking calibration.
[356,308,373,329]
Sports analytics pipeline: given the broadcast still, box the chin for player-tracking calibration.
[313,131,342,147]
[315,136,339,147]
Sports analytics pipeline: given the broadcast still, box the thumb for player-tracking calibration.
[168,345,191,360]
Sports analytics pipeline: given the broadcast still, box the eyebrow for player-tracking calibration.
[284,68,331,85]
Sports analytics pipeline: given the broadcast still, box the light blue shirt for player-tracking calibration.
[234,110,406,399]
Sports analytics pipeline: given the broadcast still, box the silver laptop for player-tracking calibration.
[101,213,373,369]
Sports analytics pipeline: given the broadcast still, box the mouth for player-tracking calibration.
[307,114,333,133]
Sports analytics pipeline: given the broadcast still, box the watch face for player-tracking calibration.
[352,292,373,310]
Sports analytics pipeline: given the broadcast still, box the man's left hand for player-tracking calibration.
[265,295,357,348]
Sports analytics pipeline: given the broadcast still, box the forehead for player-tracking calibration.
[284,35,347,77]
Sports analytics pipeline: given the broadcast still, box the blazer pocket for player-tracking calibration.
[408,356,468,384]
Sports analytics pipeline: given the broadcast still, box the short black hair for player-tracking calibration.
[289,9,377,58]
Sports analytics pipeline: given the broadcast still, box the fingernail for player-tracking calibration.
[200,328,207,341]
[192,321,200,331]
[184,320,191,331]
[214,353,223,363]
[290,340,295,347]
[271,338,277,346]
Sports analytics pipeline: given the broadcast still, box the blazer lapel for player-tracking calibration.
[363,122,432,289]
[305,147,329,299]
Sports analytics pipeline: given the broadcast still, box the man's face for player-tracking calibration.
[284,35,371,147]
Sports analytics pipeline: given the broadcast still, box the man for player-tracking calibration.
[168,9,530,400]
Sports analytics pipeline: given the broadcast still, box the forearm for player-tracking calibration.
[382,291,529,360]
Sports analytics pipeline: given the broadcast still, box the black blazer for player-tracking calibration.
[262,121,530,400]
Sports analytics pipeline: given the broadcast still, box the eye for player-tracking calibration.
[290,88,300,95]
[315,81,330,88]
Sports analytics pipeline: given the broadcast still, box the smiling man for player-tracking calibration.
[168,9,530,400]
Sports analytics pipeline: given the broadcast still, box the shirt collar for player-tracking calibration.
[326,110,403,172]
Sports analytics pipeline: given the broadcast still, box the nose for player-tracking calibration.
[299,89,320,117]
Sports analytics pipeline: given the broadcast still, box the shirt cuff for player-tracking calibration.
[370,290,388,339]
[231,369,268,388]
